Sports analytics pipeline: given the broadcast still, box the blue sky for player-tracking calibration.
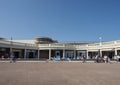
[0,0,120,42]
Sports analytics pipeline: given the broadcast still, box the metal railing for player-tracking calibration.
[0,40,37,48]
[1,39,120,50]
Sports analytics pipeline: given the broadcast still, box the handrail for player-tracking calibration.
[0,40,37,47]
[1,39,120,50]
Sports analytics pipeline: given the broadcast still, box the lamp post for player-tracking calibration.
[10,37,13,58]
[99,37,102,57]
[99,37,102,44]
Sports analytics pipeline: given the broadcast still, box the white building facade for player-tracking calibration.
[0,38,120,60]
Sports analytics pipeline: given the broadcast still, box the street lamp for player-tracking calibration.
[10,37,13,58]
[99,37,102,45]
[99,37,102,57]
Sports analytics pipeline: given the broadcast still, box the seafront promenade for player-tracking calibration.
[0,62,120,85]
[0,59,117,63]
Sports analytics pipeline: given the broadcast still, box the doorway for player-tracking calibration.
[55,51,60,56]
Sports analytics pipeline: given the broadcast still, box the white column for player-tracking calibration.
[86,50,89,59]
[63,49,65,59]
[74,50,76,59]
[49,49,51,60]
[115,48,117,55]
[99,49,102,57]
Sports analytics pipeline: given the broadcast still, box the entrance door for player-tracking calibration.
[55,51,60,60]
[77,51,86,59]
[14,52,19,58]
[65,51,74,59]
[29,52,34,58]
[55,51,60,56]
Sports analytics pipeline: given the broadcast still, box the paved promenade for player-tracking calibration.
[0,62,120,85]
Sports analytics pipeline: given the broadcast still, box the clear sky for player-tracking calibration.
[0,0,120,42]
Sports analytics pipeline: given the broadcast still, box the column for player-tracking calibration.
[49,49,51,60]
[63,49,65,59]
[74,50,76,59]
[86,50,89,59]
[115,48,117,55]
[99,49,102,57]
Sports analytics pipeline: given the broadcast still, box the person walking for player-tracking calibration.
[116,55,120,62]
[104,55,111,64]
[82,55,86,63]
[95,55,98,63]
[104,55,108,63]
[10,53,16,63]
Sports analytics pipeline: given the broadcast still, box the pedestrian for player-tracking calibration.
[104,55,108,63]
[82,55,86,63]
[95,55,98,63]
[116,55,120,62]
[104,55,111,64]
[107,57,111,64]
[10,53,16,63]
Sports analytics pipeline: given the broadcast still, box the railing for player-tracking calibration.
[38,43,76,49]
[1,39,120,50]
[38,44,49,47]
[102,41,115,45]
[88,43,100,46]
[0,40,11,44]
[0,40,37,48]
[74,40,120,50]
[74,45,87,49]
[51,43,64,47]
[116,40,120,43]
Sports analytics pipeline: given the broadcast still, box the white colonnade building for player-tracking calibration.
[0,37,120,60]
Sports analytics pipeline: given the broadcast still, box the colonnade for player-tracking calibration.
[8,47,120,60]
